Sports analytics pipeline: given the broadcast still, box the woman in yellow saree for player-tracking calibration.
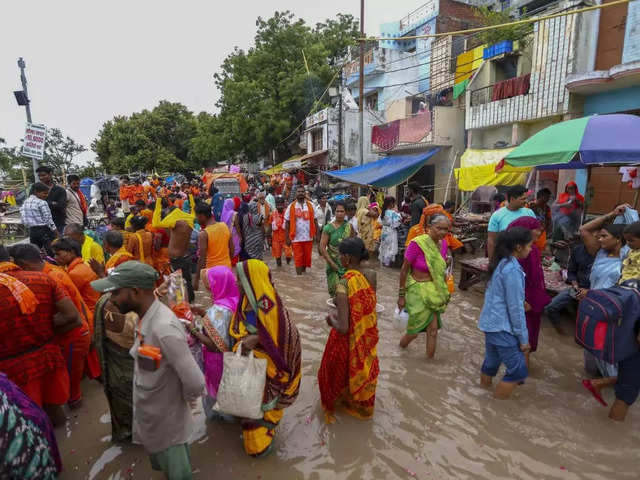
[231,259,302,457]
[318,237,379,423]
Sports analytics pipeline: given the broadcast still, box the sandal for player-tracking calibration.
[582,379,608,407]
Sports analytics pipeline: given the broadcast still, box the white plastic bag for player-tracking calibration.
[215,342,267,419]
[393,307,409,332]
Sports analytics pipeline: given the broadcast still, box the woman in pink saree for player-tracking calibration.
[190,265,240,421]
[507,216,551,364]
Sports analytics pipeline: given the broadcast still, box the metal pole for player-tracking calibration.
[358,0,365,168]
[338,68,343,170]
[18,57,38,178]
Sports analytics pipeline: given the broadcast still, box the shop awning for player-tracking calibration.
[261,155,303,175]
[455,148,531,191]
[324,149,440,188]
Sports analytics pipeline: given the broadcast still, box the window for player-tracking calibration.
[493,56,518,82]
[312,129,323,152]
[366,92,378,110]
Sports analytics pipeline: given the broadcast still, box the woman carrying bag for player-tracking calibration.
[230,259,302,457]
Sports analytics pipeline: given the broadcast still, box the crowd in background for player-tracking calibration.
[1,165,640,478]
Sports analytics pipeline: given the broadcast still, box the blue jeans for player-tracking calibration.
[544,289,575,325]
[481,332,528,383]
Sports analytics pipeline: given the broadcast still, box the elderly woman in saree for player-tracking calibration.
[356,196,376,256]
[406,203,463,251]
[397,214,452,358]
[231,259,302,457]
[318,237,379,423]
[189,266,239,422]
[507,217,551,364]
[94,293,136,442]
[319,201,353,297]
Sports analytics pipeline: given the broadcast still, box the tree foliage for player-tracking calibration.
[211,11,359,162]
[92,101,201,174]
[473,6,533,47]
[43,128,87,176]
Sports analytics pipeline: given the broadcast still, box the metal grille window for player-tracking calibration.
[312,129,323,152]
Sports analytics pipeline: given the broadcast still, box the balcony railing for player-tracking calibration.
[371,111,433,151]
[470,73,532,106]
[466,13,577,130]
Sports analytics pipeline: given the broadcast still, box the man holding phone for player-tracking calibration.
[92,261,204,479]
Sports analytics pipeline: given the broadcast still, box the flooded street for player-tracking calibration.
[56,251,639,479]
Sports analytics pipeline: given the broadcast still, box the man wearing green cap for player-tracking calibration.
[92,261,205,479]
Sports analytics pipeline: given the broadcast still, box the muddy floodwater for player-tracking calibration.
[56,251,639,479]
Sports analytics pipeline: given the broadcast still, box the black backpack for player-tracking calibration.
[576,286,640,364]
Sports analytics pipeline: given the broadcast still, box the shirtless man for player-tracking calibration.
[152,196,196,301]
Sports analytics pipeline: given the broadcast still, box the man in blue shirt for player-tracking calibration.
[487,185,536,258]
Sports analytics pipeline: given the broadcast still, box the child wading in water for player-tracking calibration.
[478,227,533,399]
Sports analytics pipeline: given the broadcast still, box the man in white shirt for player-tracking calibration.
[285,186,319,275]
[65,174,86,226]
[20,182,58,254]
[314,194,332,242]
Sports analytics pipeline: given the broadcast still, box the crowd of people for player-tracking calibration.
[1,165,640,478]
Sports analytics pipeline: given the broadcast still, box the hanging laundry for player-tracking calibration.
[399,111,432,143]
[619,167,640,188]
[371,120,400,151]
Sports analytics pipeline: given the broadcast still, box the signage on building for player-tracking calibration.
[22,123,46,160]
[305,108,328,129]
[622,0,640,63]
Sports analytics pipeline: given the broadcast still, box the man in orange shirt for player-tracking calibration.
[194,203,233,291]
[52,238,101,314]
[284,186,318,275]
[10,244,93,408]
[0,246,81,419]
[130,179,145,205]
[144,183,157,203]
[267,196,292,267]
[119,176,132,214]
[104,230,134,273]
[127,216,155,268]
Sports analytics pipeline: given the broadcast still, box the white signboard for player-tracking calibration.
[22,123,46,160]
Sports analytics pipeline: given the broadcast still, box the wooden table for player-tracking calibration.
[458,257,567,296]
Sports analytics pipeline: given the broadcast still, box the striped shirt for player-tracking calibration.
[20,195,56,230]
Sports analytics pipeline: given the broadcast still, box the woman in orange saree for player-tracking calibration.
[318,237,379,423]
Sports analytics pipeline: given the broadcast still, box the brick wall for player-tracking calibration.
[437,0,482,34]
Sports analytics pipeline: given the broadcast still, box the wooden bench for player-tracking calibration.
[458,257,566,296]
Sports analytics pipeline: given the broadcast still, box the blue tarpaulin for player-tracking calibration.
[325,149,440,188]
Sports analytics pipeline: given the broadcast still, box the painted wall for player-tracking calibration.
[584,86,640,115]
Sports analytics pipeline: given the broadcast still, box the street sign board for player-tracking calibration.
[22,123,46,160]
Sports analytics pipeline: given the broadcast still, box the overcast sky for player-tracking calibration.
[1,0,425,165]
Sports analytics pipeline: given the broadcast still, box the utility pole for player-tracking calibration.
[358,0,365,168]
[338,68,343,170]
[16,57,38,178]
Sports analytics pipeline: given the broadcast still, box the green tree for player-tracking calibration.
[212,11,358,162]
[43,128,87,177]
[0,138,34,183]
[92,101,200,174]
[473,6,533,47]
